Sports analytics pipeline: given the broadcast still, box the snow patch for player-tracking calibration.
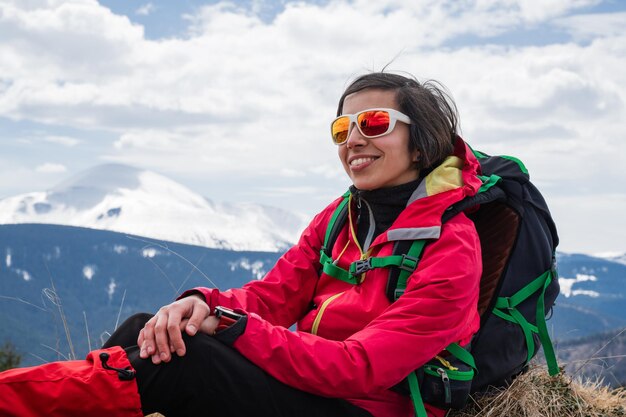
[107,278,117,301]
[44,246,61,261]
[14,268,32,281]
[559,274,599,298]
[570,289,600,298]
[113,245,128,254]
[229,258,266,280]
[594,251,626,266]
[142,248,160,258]
[83,265,96,280]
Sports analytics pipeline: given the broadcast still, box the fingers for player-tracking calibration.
[184,298,211,337]
[153,310,175,363]
[137,306,177,364]
[138,313,167,364]
[139,317,157,359]
[137,296,210,364]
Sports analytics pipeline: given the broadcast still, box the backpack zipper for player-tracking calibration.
[436,367,452,405]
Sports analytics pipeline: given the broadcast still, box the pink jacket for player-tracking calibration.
[189,139,483,417]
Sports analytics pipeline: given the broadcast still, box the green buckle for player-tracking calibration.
[399,254,418,272]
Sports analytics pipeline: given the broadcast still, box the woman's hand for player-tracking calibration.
[137,295,219,364]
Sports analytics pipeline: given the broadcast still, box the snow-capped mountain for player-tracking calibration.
[594,251,626,267]
[0,164,308,252]
[551,252,626,341]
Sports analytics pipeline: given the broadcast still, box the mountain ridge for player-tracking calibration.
[0,223,624,386]
[0,164,308,252]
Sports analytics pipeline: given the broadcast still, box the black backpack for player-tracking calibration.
[318,148,560,416]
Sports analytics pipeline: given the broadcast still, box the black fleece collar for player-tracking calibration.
[349,178,422,248]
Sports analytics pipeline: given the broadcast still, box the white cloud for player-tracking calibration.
[35,163,67,173]
[513,0,600,22]
[44,135,81,147]
[550,193,626,254]
[136,3,155,16]
[0,1,625,253]
[553,11,626,41]
[280,168,306,178]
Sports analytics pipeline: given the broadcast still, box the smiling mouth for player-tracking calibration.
[350,157,378,167]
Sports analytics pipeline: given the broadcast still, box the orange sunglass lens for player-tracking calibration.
[357,111,390,137]
[332,116,350,144]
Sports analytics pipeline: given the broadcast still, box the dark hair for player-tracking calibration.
[336,72,459,170]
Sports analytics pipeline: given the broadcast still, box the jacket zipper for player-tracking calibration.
[348,193,373,269]
[312,193,375,335]
[311,292,345,335]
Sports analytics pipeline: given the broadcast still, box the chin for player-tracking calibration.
[351,180,377,190]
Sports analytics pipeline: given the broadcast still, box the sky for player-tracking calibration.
[0,0,625,255]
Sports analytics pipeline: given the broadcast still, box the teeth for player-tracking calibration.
[350,157,376,167]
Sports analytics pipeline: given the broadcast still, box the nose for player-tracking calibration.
[345,122,367,148]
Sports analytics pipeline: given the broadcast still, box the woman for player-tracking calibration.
[0,72,482,417]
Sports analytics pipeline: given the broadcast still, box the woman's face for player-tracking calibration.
[338,89,419,190]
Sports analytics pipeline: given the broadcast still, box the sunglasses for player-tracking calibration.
[330,108,412,145]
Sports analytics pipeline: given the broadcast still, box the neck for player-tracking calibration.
[350,178,422,249]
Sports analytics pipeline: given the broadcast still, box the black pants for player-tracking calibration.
[103,314,373,417]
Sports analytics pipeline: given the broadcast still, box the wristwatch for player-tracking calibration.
[214,306,244,332]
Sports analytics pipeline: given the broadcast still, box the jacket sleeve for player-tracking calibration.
[228,215,482,398]
[180,200,339,328]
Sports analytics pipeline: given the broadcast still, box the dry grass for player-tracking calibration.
[145,366,625,417]
[451,366,626,417]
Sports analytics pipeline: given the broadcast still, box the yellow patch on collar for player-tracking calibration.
[425,156,464,196]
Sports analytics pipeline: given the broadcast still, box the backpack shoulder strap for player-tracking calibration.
[321,190,350,256]
[318,191,358,284]
[385,240,427,301]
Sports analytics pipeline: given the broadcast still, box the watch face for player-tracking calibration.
[216,306,241,320]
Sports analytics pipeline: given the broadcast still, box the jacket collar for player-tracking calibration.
[368,138,482,248]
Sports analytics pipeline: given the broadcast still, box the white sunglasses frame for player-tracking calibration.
[330,108,412,145]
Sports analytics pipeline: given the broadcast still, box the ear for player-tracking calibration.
[412,149,421,163]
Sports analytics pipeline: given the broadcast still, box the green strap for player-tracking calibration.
[319,191,354,284]
[536,268,560,376]
[322,191,350,248]
[492,269,559,373]
[471,148,488,159]
[319,251,359,284]
[394,240,427,300]
[349,254,418,275]
[500,155,529,174]
[408,371,428,417]
[445,343,477,370]
[320,191,428,294]
[493,306,537,363]
[477,174,502,193]
[322,251,424,286]
[408,343,476,417]
[494,271,549,310]
[468,144,529,175]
